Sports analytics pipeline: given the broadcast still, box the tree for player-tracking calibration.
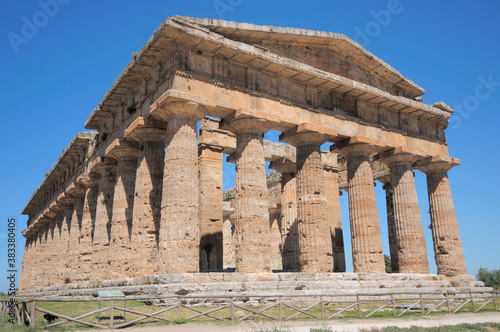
[477,267,500,290]
[384,254,392,273]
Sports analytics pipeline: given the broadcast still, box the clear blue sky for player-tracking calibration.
[1,0,499,293]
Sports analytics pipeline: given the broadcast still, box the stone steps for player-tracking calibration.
[17,272,491,300]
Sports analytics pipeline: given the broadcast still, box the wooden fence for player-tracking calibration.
[1,290,499,329]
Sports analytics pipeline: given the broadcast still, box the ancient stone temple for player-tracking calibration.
[19,16,469,292]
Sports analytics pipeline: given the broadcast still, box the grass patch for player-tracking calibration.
[1,295,498,331]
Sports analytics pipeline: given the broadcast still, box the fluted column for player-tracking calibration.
[150,100,206,273]
[76,174,99,282]
[43,208,57,286]
[379,176,398,273]
[19,232,34,290]
[50,201,66,285]
[38,221,50,287]
[221,112,273,273]
[269,158,299,271]
[198,144,224,271]
[417,156,466,276]
[125,117,167,276]
[66,182,87,283]
[281,124,337,272]
[377,147,429,274]
[322,152,346,272]
[105,139,139,279]
[89,158,117,281]
[332,136,385,273]
[56,193,74,285]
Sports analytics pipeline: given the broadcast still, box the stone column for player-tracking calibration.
[76,174,99,282]
[56,192,75,285]
[198,144,224,271]
[39,221,50,287]
[332,136,385,273]
[50,201,66,285]
[125,118,167,277]
[322,152,346,272]
[269,158,300,271]
[66,182,87,283]
[150,100,206,273]
[379,175,399,273]
[417,156,466,276]
[43,208,58,286]
[105,139,139,279]
[223,203,236,270]
[377,147,429,274]
[89,158,117,281]
[19,232,34,290]
[221,111,273,273]
[281,124,337,272]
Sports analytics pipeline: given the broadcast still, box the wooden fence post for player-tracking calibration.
[110,300,114,329]
[30,301,36,327]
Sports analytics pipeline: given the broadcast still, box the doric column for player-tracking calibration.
[322,152,346,272]
[379,175,399,273]
[56,192,74,285]
[376,147,429,274]
[66,182,87,283]
[281,124,337,272]
[223,203,236,269]
[50,201,66,285]
[89,157,117,281]
[43,207,58,286]
[38,221,50,287]
[198,144,224,271]
[269,157,300,271]
[125,118,167,277]
[221,110,275,273]
[19,231,34,290]
[105,139,139,279]
[332,136,385,273]
[150,100,206,273]
[416,156,466,276]
[76,173,99,282]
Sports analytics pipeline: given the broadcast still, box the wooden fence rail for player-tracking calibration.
[1,290,498,329]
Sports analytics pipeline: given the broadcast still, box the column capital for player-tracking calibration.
[89,156,117,175]
[105,139,139,161]
[66,182,87,197]
[269,157,296,174]
[124,117,168,143]
[375,146,425,167]
[322,151,340,172]
[415,155,460,173]
[56,192,74,206]
[280,123,337,146]
[331,136,385,156]
[49,200,65,213]
[198,143,225,154]
[221,109,278,134]
[43,207,57,219]
[76,172,100,187]
[150,100,206,122]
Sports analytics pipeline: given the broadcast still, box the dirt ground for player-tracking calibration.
[76,312,500,332]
